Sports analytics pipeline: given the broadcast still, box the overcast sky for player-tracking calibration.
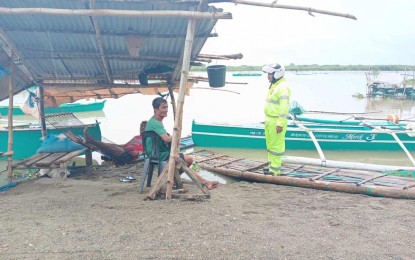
[201,0,415,66]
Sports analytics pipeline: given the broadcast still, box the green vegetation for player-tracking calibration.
[191,64,415,72]
[12,169,39,180]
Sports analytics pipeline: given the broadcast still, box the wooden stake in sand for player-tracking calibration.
[146,11,210,201]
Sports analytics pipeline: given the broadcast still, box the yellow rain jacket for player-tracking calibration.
[264,77,291,174]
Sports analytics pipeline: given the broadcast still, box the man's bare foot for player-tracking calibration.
[65,130,83,144]
[205,181,219,190]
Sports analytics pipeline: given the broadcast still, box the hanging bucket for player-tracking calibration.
[207,65,226,88]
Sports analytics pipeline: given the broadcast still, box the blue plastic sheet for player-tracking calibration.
[36,134,84,153]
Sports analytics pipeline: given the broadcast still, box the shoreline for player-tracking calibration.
[1,163,415,259]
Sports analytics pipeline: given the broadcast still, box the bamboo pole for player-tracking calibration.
[199,163,415,200]
[296,122,326,163]
[283,156,415,172]
[7,62,14,183]
[164,15,197,200]
[390,132,415,167]
[232,0,357,20]
[0,7,232,19]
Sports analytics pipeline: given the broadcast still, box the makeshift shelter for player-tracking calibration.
[0,0,356,199]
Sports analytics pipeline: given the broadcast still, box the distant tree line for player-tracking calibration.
[191,64,415,72]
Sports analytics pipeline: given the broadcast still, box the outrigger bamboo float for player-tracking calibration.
[193,150,415,200]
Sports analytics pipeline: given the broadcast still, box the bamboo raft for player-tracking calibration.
[192,150,415,200]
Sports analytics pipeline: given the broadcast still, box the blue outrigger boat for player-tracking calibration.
[0,100,106,116]
[0,122,102,160]
[191,116,415,151]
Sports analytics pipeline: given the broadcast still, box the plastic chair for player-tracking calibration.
[138,131,169,193]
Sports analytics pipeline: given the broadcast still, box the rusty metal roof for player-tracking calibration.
[0,0,230,101]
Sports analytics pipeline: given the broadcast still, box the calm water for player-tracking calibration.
[1,71,415,186]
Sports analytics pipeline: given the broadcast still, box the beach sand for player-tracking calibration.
[1,163,415,259]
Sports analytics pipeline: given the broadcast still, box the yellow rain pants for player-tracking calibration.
[264,78,291,175]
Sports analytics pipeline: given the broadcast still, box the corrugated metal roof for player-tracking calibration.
[0,0,227,101]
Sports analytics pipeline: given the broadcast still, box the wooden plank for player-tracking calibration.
[34,153,67,167]
[284,164,305,175]
[310,168,340,181]
[244,162,269,172]
[54,149,87,164]
[195,154,225,163]
[356,174,388,186]
[17,153,52,168]
[215,158,245,167]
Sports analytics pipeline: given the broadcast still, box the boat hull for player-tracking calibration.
[0,100,106,116]
[191,121,415,151]
[0,123,102,160]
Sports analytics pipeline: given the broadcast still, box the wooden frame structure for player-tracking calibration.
[0,1,356,200]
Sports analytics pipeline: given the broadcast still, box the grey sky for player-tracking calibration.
[201,0,415,66]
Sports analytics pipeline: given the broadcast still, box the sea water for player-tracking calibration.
[1,71,415,186]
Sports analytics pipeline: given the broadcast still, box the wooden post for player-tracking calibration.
[7,62,14,183]
[85,149,93,166]
[38,85,47,138]
[168,83,177,120]
[164,16,197,200]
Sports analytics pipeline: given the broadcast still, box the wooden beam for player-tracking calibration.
[40,81,178,89]
[2,27,218,38]
[197,53,243,60]
[232,0,357,20]
[0,28,35,81]
[0,7,232,20]
[89,0,112,84]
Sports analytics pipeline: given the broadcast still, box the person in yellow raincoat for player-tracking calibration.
[262,62,291,175]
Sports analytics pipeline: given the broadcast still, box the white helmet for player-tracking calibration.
[262,63,285,80]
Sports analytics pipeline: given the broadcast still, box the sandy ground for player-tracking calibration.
[1,163,415,260]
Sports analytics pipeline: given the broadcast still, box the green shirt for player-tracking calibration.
[145,117,170,161]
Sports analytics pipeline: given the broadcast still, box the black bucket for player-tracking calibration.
[207,65,226,88]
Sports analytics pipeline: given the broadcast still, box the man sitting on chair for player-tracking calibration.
[146,97,219,190]
[66,120,147,165]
